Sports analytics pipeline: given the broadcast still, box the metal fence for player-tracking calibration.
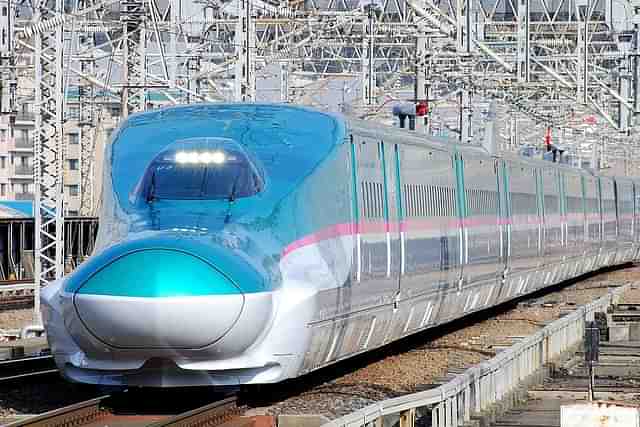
[0,217,98,282]
[323,284,630,427]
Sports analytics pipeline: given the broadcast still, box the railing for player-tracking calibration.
[14,112,35,122]
[14,193,34,200]
[0,217,99,282]
[323,284,630,427]
[13,165,34,176]
[13,138,34,149]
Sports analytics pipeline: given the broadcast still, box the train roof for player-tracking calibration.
[346,115,631,182]
[108,103,346,210]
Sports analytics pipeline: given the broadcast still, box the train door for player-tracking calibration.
[535,168,545,272]
[382,142,402,298]
[583,175,601,267]
[614,179,634,262]
[600,177,617,265]
[396,146,460,302]
[507,162,540,279]
[350,135,400,312]
[564,171,586,268]
[458,152,501,289]
[540,167,563,283]
[496,159,510,285]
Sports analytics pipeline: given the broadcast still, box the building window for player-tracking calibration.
[67,210,79,216]
[68,107,80,120]
[1,184,6,197]
[68,185,79,196]
[21,183,27,193]
[1,157,6,169]
[67,159,79,170]
[69,133,80,144]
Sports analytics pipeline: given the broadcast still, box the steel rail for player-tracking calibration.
[5,396,111,427]
[0,355,58,383]
[151,395,243,427]
[7,395,244,427]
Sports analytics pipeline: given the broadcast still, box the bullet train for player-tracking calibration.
[41,103,638,387]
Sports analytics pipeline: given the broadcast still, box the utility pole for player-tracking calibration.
[516,0,530,82]
[280,61,289,102]
[234,0,255,102]
[583,0,589,105]
[169,0,179,89]
[633,3,640,122]
[79,52,96,216]
[121,0,147,117]
[362,4,376,106]
[510,112,519,150]
[33,0,66,322]
[456,0,472,143]
[0,0,16,120]
[415,24,427,132]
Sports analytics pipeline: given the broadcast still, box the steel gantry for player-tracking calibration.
[29,0,66,321]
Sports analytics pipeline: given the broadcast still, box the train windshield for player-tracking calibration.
[140,138,263,201]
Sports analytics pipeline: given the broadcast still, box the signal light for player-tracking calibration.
[416,102,428,117]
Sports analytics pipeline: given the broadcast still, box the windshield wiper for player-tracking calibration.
[146,171,157,203]
[224,173,241,224]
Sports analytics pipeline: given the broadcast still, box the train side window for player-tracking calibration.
[372,183,377,218]
[423,185,428,217]
[360,182,367,216]
[373,182,377,218]
[413,185,417,217]
[433,186,438,217]
[376,182,380,218]
[422,185,427,217]
[442,187,446,216]
[450,188,454,215]
[422,185,429,216]
[368,182,373,218]
[379,183,384,218]
[364,182,369,218]
[429,186,434,217]
[362,182,367,218]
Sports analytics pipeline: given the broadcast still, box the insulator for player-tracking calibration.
[21,14,66,38]
[534,39,572,48]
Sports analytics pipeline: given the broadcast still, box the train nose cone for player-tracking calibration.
[73,249,243,349]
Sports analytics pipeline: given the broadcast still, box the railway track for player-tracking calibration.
[6,395,245,427]
[1,265,638,424]
[0,355,58,383]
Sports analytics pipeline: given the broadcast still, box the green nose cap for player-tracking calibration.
[76,249,241,297]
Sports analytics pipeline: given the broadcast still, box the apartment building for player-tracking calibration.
[0,100,120,216]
